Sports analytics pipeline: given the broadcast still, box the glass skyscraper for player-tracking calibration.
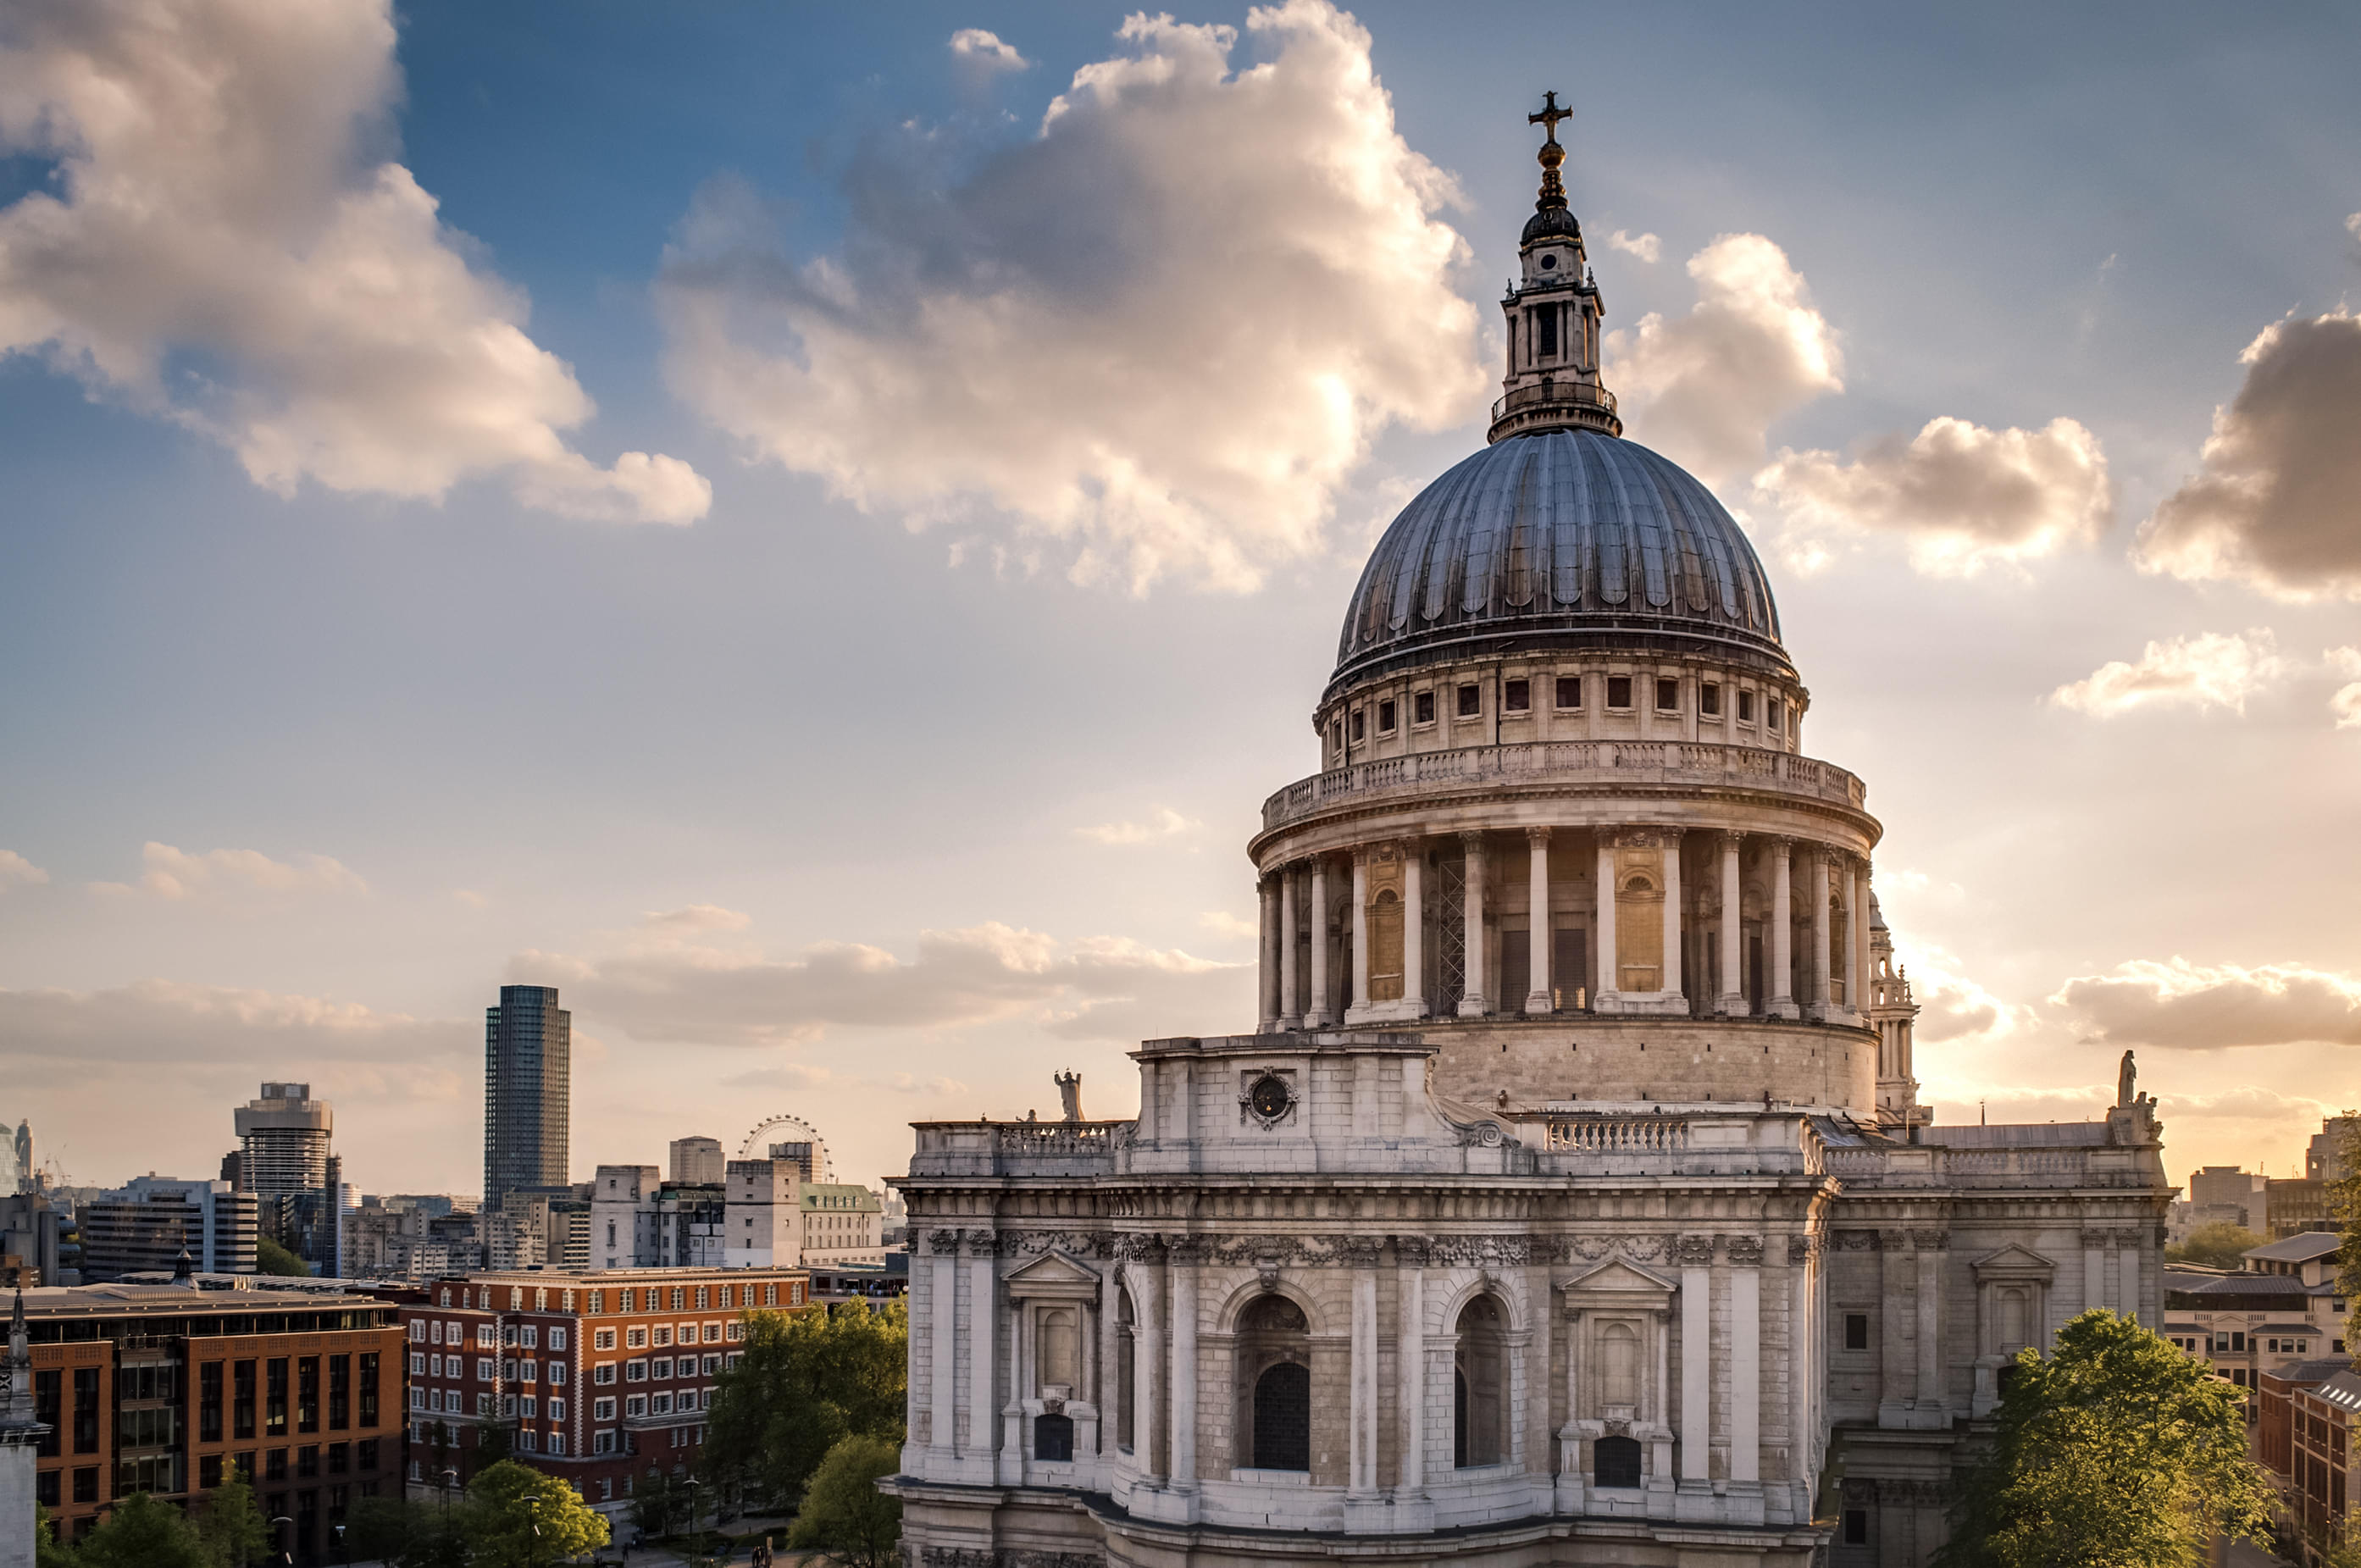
[484,985,570,1211]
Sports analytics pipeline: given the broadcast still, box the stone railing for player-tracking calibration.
[1543,1115,1690,1155]
[907,1121,1124,1178]
[1521,1111,1820,1178]
[1824,1143,2149,1189]
[1259,740,1868,834]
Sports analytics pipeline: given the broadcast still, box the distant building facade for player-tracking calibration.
[2164,1233,2349,1396]
[233,1084,333,1199]
[798,1185,885,1267]
[396,1266,810,1521]
[484,986,570,1212]
[668,1138,726,1186]
[22,1278,401,1559]
[78,1179,258,1281]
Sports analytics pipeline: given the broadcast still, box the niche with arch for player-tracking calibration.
[1453,1294,1510,1468]
[1233,1294,1311,1472]
[1114,1287,1136,1454]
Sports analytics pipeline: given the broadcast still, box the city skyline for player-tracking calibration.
[7,0,2361,1199]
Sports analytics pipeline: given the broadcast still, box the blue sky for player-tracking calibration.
[5,0,2361,1195]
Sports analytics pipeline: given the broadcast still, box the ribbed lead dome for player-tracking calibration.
[1332,429,1786,696]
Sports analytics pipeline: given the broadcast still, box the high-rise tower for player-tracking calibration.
[484,985,570,1211]
[232,1083,332,1196]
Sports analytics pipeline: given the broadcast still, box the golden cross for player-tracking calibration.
[1528,91,1572,144]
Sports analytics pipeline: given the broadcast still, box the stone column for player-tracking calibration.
[1349,1244,1380,1499]
[1397,1237,1427,1496]
[1854,860,1873,1018]
[1098,1264,1123,1457]
[1350,850,1372,1018]
[1134,1248,1164,1482]
[967,1232,997,1455]
[1719,833,1745,1016]
[1729,1237,1762,1488]
[929,1232,958,1459]
[1660,829,1684,1003]
[1593,833,1617,1006]
[1308,858,1333,1028]
[1258,877,1280,1033]
[1403,843,1427,1017]
[1787,1238,1813,1501]
[1808,849,1832,1022]
[1915,1233,1943,1412]
[1677,1236,1710,1485]
[1841,856,1861,1018]
[1459,833,1488,1017]
[1877,1231,1912,1429]
[1169,1242,1200,1491]
[2116,1232,2141,1322]
[2081,1228,2105,1321]
[1527,828,1555,1014]
[1278,867,1302,1030]
[1767,839,1797,1019]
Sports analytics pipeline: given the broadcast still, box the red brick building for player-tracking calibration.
[2258,1357,2361,1555]
[24,1279,403,1564]
[396,1266,808,1518]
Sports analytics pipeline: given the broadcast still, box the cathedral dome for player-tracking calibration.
[1329,428,1787,699]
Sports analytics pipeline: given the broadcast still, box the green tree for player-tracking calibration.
[458,1460,608,1568]
[788,1434,903,1568]
[629,1472,685,1540]
[1937,1309,2275,1568]
[253,1236,309,1277]
[2163,1220,2263,1270]
[2328,1114,2361,1317]
[69,1492,211,1568]
[702,1299,906,1508]
[195,1474,271,1568]
[36,1507,76,1568]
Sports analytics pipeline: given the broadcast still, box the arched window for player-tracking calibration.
[1038,1308,1078,1393]
[1997,1288,2030,1357]
[1593,1433,1642,1488]
[1115,1288,1136,1454]
[1600,1321,1639,1410]
[1034,1411,1074,1463]
[1236,1294,1311,1471]
[1454,1294,1508,1467]
[1371,889,1405,1001]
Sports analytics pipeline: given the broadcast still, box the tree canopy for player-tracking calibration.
[789,1433,903,1568]
[2163,1220,2262,1271]
[459,1460,608,1568]
[45,1492,210,1568]
[194,1475,271,1568]
[703,1299,906,1508]
[1937,1309,2275,1568]
[252,1235,309,1277]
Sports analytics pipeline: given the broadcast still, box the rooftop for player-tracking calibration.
[2246,1232,2343,1263]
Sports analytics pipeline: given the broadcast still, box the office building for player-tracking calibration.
[233,1084,333,1199]
[0,1189,80,1288]
[398,1266,810,1520]
[77,1179,258,1281]
[22,1277,402,1557]
[668,1137,725,1186]
[484,986,570,1212]
[797,1185,885,1267]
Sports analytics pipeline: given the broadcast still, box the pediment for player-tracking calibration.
[1006,1249,1100,1297]
[1559,1257,1679,1299]
[1970,1243,2056,1283]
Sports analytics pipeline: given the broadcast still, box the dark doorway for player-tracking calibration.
[1034,1412,1073,1462]
[1252,1363,1310,1471]
[1593,1433,1642,1488]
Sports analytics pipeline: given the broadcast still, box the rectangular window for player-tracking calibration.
[1701,682,1721,717]
[651,1393,673,1415]
[1654,677,1679,712]
[652,1327,673,1348]
[519,1397,537,1420]
[1414,690,1435,725]
[1377,698,1396,734]
[651,1358,673,1380]
[266,1449,287,1482]
[671,1288,687,1311]
[594,1363,616,1386]
[1737,690,1755,723]
[1555,675,1581,711]
[1536,305,1560,358]
[265,1359,288,1437]
[1606,675,1632,710]
[200,1362,224,1443]
[703,1323,722,1344]
[549,1328,568,1352]
[328,1443,349,1476]
[1843,1313,1871,1352]
[550,1399,566,1421]
[329,1355,349,1431]
[36,1471,58,1509]
[73,1367,100,1454]
[595,1397,618,1421]
[1768,700,1782,734]
[35,1370,59,1459]
[1456,684,1479,718]
[522,1326,539,1349]
[1504,678,1530,713]
[297,1445,319,1480]
[358,1354,379,1428]
[1843,1509,1869,1545]
[1350,709,1366,741]
[199,1453,224,1489]
[73,1466,98,1504]
[549,1362,567,1386]
[594,1328,615,1351]
[701,1354,721,1376]
[412,1355,426,1377]
[625,1395,646,1418]
[626,1360,647,1383]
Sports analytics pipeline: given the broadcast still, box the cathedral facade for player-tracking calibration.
[890,104,2171,1568]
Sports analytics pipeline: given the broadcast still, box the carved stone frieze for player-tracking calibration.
[1426,1235,1532,1267]
[1910,1230,1949,1252]
[926,1229,962,1257]
[1111,1233,1166,1263]
[994,1230,1112,1258]
[1725,1235,1765,1266]
[1394,1235,1432,1268]
[1340,1237,1383,1269]
[1164,1234,1212,1266]
[1674,1234,1714,1266]
[1877,1229,1909,1254]
[962,1228,999,1256]
[1834,1230,1880,1251]
[2080,1229,2110,1250]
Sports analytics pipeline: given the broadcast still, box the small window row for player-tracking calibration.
[1336,673,1789,748]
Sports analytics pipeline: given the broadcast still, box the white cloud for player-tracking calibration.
[2133,311,2361,599]
[2329,646,2361,728]
[0,978,451,1067]
[0,0,707,523]
[950,28,1028,70]
[642,903,753,932]
[2050,957,2361,1050]
[1754,415,2113,575]
[658,0,1483,593]
[514,920,1244,1048]
[1603,233,1843,484]
[0,850,48,891]
[1076,807,1200,845]
[1199,910,1259,940]
[1604,229,1660,264]
[104,841,367,899]
[2048,629,2286,718]
[2347,213,2361,242]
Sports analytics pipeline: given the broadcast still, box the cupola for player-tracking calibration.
[1489,91,1619,442]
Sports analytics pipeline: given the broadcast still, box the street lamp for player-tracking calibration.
[439,1466,461,1523]
[331,1521,348,1568]
[269,1514,295,1568]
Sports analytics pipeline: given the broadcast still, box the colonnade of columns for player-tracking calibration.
[1256,827,1873,1031]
